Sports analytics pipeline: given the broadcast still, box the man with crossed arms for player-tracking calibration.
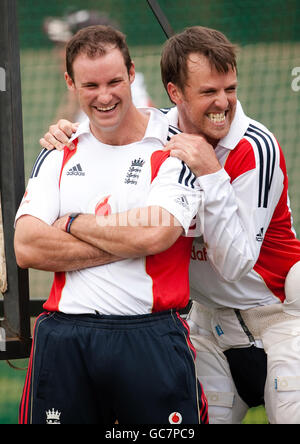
[15,25,208,424]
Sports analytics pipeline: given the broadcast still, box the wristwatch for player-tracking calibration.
[65,213,81,233]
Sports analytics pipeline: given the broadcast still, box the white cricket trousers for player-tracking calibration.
[187,301,300,424]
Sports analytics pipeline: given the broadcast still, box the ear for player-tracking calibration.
[128,62,135,85]
[167,82,183,105]
[65,72,75,92]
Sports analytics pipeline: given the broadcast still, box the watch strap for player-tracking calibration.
[65,213,81,233]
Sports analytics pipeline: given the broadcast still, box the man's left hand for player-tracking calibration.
[165,133,221,177]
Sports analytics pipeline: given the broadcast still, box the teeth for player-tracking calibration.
[207,112,226,123]
[96,104,116,112]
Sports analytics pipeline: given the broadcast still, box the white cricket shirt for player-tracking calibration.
[16,108,201,315]
[164,102,300,309]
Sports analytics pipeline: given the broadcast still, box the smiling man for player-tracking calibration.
[165,52,237,145]
[14,26,208,425]
[64,28,147,144]
[160,26,300,425]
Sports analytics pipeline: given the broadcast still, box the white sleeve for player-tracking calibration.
[198,161,284,282]
[146,157,202,236]
[15,149,63,226]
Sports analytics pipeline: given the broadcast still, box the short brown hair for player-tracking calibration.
[161,26,238,94]
[66,25,132,81]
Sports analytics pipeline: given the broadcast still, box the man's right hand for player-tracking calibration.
[39,119,79,151]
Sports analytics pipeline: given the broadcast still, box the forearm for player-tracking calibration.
[64,207,183,258]
[14,216,120,272]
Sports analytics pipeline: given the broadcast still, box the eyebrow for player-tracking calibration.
[80,76,125,87]
[199,82,238,93]
[81,81,98,87]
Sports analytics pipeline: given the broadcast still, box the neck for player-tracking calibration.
[177,114,219,149]
[91,107,150,146]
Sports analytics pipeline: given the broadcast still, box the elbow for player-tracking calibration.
[15,250,29,269]
[14,220,32,269]
[14,216,52,270]
[209,247,256,283]
[216,259,255,283]
[14,234,36,269]
[14,242,31,269]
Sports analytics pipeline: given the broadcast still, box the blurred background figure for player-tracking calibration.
[43,9,154,122]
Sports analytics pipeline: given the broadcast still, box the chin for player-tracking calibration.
[209,125,230,140]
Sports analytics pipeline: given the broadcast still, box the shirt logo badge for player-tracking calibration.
[175,194,189,210]
[124,158,145,185]
[95,195,112,216]
[67,163,85,176]
[256,227,264,242]
[169,412,182,424]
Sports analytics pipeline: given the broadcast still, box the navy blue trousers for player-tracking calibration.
[19,311,208,424]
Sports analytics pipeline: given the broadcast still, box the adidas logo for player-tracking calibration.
[67,164,85,176]
[256,227,264,242]
[175,194,189,209]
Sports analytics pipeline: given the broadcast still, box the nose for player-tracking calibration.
[96,87,113,105]
[214,90,229,110]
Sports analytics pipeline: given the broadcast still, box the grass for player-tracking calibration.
[243,406,268,424]
[0,360,28,424]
